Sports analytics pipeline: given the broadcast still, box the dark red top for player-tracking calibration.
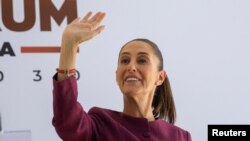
[52,75,192,141]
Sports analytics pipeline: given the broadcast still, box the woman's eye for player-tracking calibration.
[138,59,147,64]
[121,59,129,64]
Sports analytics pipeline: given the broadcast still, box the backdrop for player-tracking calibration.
[1,0,250,141]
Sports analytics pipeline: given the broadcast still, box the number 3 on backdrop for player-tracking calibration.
[32,70,80,82]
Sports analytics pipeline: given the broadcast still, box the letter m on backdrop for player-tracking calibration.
[40,0,78,31]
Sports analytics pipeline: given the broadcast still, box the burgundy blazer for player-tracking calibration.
[52,75,192,141]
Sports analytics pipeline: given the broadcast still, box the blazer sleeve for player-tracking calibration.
[52,74,94,141]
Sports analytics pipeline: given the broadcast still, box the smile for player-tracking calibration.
[124,76,141,82]
[126,77,139,81]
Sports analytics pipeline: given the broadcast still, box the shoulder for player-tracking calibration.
[151,119,192,141]
[88,107,118,116]
[87,107,120,122]
[159,120,187,132]
[86,107,125,134]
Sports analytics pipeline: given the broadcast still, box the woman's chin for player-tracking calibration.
[122,89,142,97]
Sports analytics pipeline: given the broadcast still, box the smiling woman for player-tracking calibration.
[52,11,192,141]
[116,38,176,122]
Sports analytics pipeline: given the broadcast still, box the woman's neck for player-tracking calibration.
[123,95,155,121]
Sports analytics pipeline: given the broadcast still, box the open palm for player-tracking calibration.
[62,12,106,47]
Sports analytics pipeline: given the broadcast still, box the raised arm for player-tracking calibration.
[52,12,106,141]
[58,11,106,81]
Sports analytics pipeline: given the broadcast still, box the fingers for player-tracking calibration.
[80,11,105,24]
[78,11,106,31]
[80,11,93,22]
[80,11,103,23]
[88,12,103,23]
[81,11,106,31]
[92,25,105,36]
[76,12,106,42]
[91,12,106,28]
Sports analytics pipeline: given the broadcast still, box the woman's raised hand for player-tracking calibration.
[62,11,106,49]
[58,12,105,81]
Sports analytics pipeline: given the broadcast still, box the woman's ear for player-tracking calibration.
[157,70,166,86]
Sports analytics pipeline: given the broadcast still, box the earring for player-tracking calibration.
[155,81,161,86]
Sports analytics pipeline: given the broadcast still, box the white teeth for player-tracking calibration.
[126,77,139,81]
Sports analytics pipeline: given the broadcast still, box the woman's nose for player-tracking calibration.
[127,62,136,72]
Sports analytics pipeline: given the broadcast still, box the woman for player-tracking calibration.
[52,11,192,141]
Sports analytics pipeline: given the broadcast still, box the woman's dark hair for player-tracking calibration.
[119,38,176,124]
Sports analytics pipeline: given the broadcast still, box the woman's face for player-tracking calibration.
[116,41,165,98]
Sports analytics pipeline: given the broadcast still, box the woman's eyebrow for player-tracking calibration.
[138,52,149,56]
[121,52,130,55]
[121,51,149,56]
